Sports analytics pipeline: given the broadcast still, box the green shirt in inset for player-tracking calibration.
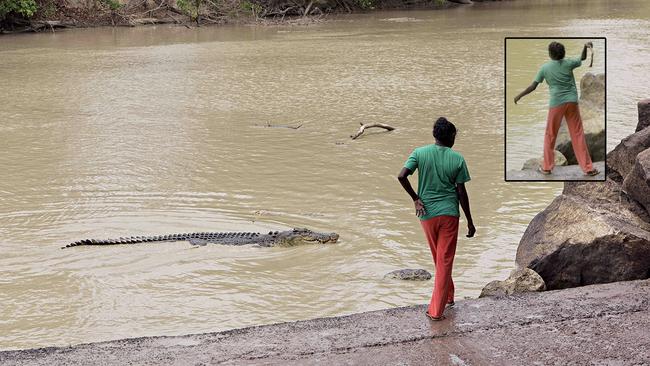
[534,56,582,108]
[403,144,471,221]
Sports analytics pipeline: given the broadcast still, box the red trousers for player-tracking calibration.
[420,215,459,318]
[543,102,594,173]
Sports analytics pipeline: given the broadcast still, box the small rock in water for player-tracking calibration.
[521,151,567,170]
[384,268,432,281]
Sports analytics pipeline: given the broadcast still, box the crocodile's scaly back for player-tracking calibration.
[62,228,339,249]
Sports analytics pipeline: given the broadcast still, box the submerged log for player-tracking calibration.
[256,122,303,129]
[127,17,176,26]
[350,122,395,140]
[31,20,75,32]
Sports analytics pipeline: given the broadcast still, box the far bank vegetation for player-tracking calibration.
[0,0,452,32]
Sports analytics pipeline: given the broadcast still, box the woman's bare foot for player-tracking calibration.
[425,311,445,321]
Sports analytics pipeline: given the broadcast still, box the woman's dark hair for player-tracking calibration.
[433,117,456,146]
[548,41,565,60]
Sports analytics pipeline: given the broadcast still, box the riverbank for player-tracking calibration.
[0,0,460,34]
[0,0,486,33]
[2,278,649,364]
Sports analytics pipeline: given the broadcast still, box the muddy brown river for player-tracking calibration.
[1,0,650,350]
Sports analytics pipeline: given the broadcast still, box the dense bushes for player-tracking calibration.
[0,0,38,19]
[0,0,452,29]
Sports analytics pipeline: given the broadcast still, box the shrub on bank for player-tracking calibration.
[0,0,454,30]
[0,0,38,19]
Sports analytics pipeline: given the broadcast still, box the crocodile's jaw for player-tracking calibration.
[295,233,339,245]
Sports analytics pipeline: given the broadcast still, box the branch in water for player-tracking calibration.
[350,122,396,140]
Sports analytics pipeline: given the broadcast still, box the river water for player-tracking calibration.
[1,0,650,350]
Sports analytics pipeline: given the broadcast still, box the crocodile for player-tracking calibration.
[62,228,339,249]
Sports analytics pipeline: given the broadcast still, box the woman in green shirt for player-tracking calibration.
[514,41,599,176]
[397,117,476,321]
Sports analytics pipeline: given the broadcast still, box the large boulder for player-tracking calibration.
[516,98,650,291]
[521,150,567,170]
[623,148,650,214]
[554,73,605,165]
[479,268,546,298]
[606,127,650,179]
[637,99,650,132]
[516,177,650,290]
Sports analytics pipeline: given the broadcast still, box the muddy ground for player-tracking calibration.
[2,278,649,365]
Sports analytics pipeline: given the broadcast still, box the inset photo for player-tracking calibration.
[505,37,606,181]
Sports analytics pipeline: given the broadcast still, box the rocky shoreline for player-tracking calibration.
[2,278,650,364]
[491,98,650,297]
[516,98,650,288]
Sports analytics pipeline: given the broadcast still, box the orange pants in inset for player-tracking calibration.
[543,102,594,173]
[420,215,459,318]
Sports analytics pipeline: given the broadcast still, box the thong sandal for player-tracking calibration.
[446,301,455,308]
[425,311,445,321]
[585,169,600,176]
[538,167,552,175]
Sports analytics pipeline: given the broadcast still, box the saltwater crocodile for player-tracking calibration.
[63,228,339,249]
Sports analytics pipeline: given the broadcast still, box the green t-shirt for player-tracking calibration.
[403,144,471,221]
[534,56,582,108]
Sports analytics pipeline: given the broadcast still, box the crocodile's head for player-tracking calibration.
[274,228,339,246]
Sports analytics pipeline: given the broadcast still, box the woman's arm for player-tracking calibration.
[581,41,593,61]
[514,81,539,104]
[456,183,476,237]
[398,167,426,217]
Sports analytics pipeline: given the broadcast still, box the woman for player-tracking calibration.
[514,41,599,176]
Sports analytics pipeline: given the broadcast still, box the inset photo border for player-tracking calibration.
[504,37,607,182]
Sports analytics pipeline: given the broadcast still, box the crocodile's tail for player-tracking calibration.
[62,233,221,249]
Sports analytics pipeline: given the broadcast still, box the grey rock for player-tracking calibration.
[606,126,650,179]
[555,73,605,164]
[555,114,605,165]
[479,268,546,298]
[579,72,605,109]
[384,269,432,281]
[521,150,567,170]
[516,178,650,290]
[637,98,650,132]
[563,171,650,228]
[623,148,650,214]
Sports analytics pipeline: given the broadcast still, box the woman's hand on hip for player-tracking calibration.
[414,198,426,217]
